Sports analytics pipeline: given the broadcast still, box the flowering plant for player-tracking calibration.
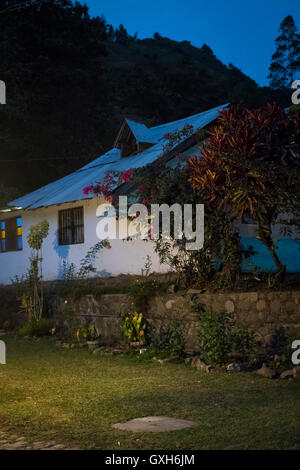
[121,168,135,182]
[82,169,136,202]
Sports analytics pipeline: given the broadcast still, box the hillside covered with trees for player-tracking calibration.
[0,0,291,203]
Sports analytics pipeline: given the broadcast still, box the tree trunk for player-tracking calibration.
[258,225,286,277]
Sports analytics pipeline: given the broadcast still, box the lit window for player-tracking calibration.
[0,217,22,252]
[17,217,23,249]
[1,221,6,252]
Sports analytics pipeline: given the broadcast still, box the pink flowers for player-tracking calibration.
[142,198,151,205]
[82,173,118,202]
[163,133,170,140]
[83,168,136,202]
[121,168,135,182]
[83,183,108,197]
[186,124,194,129]
[82,185,94,195]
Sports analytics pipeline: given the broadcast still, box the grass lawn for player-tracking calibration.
[0,335,299,450]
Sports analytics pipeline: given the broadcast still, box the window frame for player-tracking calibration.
[58,206,84,246]
[0,216,23,253]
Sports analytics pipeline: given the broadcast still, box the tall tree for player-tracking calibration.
[0,1,290,196]
[268,15,300,89]
[115,24,129,44]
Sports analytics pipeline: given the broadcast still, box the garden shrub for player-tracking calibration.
[230,322,257,363]
[196,307,256,365]
[120,311,147,345]
[18,318,51,337]
[148,321,185,358]
[267,327,299,369]
[76,324,98,342]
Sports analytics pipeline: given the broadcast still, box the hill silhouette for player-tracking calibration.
[0,0,289,202]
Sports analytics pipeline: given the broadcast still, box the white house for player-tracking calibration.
[1,103,299,285]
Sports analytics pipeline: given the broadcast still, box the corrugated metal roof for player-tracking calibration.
[126,103,229,143]
[9,103,228,210]
[125,119,152,143]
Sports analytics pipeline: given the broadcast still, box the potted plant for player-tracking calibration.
[77,324,99,349]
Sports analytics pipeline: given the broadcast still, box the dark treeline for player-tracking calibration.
[0,0,290,202]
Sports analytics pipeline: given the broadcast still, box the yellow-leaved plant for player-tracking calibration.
[120,311,147,345]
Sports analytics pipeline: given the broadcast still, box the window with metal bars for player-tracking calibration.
[58,207,84,245]
[0,217,22,252]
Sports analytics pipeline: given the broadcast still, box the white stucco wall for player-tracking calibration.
[1,199,299,285]
[0,198,170,285]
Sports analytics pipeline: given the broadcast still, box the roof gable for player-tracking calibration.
[9,103,228,210]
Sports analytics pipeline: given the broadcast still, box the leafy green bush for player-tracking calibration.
[120,311,147,344]
[18,318,51,337]
[231,322,257,361]
[76,324,98,342]
[196,307,255,365]
[197,309,232,364]
[267,327,299,368]
[148,321,185,357]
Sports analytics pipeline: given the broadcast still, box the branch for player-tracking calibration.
[0,0,44,15]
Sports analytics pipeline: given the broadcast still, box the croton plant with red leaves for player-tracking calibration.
[188,103,300,275]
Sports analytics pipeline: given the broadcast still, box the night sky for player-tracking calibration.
[83,0,300,86]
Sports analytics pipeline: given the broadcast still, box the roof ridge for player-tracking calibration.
[149,103,228,131]
[8,103,228,210]
[125,118,149,128]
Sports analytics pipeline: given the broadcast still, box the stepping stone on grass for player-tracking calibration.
[113,416,195,432]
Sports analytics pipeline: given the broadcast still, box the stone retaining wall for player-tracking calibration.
[49,290,300,353]
[199,291,300,346]
[50,294,132,345]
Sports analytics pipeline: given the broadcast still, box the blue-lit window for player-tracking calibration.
[1,221,6,252]
[17,217,23,249]
[0,217,22,252]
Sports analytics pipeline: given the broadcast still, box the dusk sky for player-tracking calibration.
[83,0,300,87]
